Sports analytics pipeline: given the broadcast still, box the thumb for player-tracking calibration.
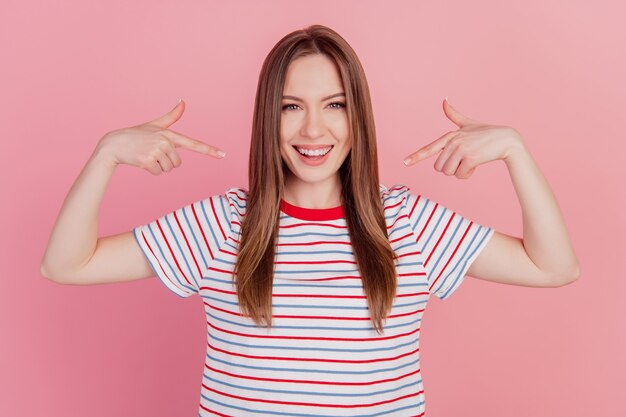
[147,98,185,128]
[443,98,479,128]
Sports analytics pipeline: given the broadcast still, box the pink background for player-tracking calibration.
[2,1,624,416]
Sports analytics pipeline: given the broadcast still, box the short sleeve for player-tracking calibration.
[398,184,494,300]
[132,192,233,298]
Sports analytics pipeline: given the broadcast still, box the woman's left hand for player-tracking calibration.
[403,98,525,179]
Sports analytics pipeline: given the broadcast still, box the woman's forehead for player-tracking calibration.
[283,55,343,98]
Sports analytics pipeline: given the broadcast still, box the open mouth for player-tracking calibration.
[292,145,334,166]
[293,145,334,159]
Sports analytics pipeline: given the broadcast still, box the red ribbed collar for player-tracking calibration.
[279,198,345,221]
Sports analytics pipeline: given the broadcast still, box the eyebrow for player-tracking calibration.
[281,92,345,102]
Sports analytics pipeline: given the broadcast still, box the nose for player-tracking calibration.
[301,108,325,139]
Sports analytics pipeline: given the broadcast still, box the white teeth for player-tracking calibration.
[295,146,332,157]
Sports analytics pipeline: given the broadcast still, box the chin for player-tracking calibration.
[288,164,338,182]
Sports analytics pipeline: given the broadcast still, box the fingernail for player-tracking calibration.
[178,98,182,104]
[217,150,226,157]
[444,96,448,102]
[403,158,411,166]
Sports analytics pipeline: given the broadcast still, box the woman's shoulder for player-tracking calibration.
[379,183,411,202]
[219,186,248,217]
[378,183,414,222]
[224,186,248,201]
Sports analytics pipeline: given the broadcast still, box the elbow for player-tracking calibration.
[553,262,581,287]
[40,263,51,279]
[40,263,66,284]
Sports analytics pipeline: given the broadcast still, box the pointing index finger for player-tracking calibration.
[403,131,458,166]
[164,129,226,158]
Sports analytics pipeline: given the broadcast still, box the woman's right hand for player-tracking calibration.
[96,99,226,175]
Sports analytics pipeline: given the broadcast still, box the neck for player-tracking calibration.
[283,174,343,209]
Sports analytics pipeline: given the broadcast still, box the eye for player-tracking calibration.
[281,102,346,111]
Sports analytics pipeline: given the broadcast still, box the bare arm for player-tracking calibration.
[39,144,156,284]
[467,139,580,286]
[40,99,226,285]
[404,98,580,288]
[40,144,112,281]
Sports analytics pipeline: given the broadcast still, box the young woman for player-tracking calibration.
[41,24,580,416]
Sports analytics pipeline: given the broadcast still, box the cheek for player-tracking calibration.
[331,116,349,141]
[279,122,292,151]
[279,142,291,164]
[280,115,298,136]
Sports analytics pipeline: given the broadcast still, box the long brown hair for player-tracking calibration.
[233,24,398,335]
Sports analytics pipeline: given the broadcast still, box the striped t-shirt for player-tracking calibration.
[133,183,494,416]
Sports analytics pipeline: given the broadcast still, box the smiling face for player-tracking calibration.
[279,54,351,189]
